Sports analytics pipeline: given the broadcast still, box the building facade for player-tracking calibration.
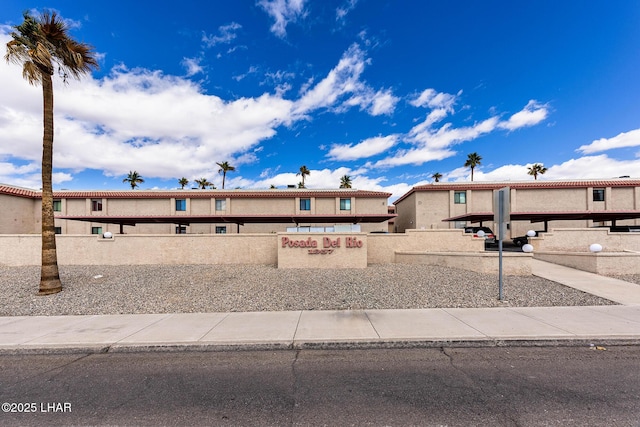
[393,179,640,237]
[0,185,393,235]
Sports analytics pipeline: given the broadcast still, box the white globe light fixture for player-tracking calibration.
[526,230,537,237]
[589,243,602,253]
[522,244,534,253]
[476,230,485,238]
[103,231,113,239]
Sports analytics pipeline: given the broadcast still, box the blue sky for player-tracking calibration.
[1,0,639,201]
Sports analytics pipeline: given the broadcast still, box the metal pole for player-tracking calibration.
[498,190,504,301]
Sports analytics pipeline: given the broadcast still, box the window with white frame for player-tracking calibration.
[300,198,311,211]
[454,191,466,204]
[175,199,186,211]
[215,199,226,211]
[340,198,351,210]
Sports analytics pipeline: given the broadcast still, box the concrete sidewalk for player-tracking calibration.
[1,260,639,354]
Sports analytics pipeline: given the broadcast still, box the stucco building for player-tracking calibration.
[0,185,394,235]
[393,179,640,237]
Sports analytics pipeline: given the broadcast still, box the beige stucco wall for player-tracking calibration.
[0,229,484,267]
[231,197,292,214]
[394,192,416,232]
[315,198,335,214]
[0,195,37,234]
[534,251,640,275]
[467,189,494,212]
[609,187,636,210]
[368,229,486,263]
[1,234,278,266]
[395,251,532,275]
[529,228,640,253]
[105,198,171,215]
[514,188,588,211]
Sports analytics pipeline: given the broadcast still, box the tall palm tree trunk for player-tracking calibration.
[39,74,62,295]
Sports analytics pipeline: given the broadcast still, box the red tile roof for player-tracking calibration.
[0,184,391,200]
[0,185,38,198]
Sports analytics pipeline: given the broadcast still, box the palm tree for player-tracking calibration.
[216,161,235,189]
[464,152,482,182]
[178,177,189,189]
[194,177,212,189]
[431,172,442,183]
[5,11,98,295]
[527,163,548,180]
[297,165,310,188]
[123,170,144,189]
[340,175,352,188]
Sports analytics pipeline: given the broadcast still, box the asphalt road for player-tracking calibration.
[1,346,639,426]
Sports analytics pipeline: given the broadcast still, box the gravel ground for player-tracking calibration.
[0,264,616,316]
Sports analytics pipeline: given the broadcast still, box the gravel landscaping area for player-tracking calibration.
[0,264,616,316]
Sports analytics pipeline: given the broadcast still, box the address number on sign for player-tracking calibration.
[308,249,334,255]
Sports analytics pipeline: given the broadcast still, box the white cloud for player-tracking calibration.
[293,43,367,114]
[0,30,402,189]
[181,57,204,77]
[257,0,307,38]
[327,135,399,161]
[542,155,640,180]
[373,100,549,168]
[577,128,640,154]
[368,89,399,116]
[293,43,397,116]
[446,155,640,183]
[0,36,295,182]
[409,88,459,110]
[202,22,242,47]
[336,0,359,23]
[497,100,549,131]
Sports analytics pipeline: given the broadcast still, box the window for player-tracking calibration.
[175,225,187,234]
[216,226,227,234]
[91,227,102,235]
[454,191,466,204]
[340,198,351,211]
[215,199,226,211]
[300,198,311,211]
[454,221,466,229]
[91,199,102,211]
[175,199,186,211]
[53,200,61,212]
[593,188,605,202]
[54,227,62,234]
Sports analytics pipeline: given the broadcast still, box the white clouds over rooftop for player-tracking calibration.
[327,135,399,161]
[577,128,640,154]
[497,100,549,131]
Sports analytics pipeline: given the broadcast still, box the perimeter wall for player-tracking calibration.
[0,229,486,267]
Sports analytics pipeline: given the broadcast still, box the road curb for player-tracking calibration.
[1,338,638,355]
